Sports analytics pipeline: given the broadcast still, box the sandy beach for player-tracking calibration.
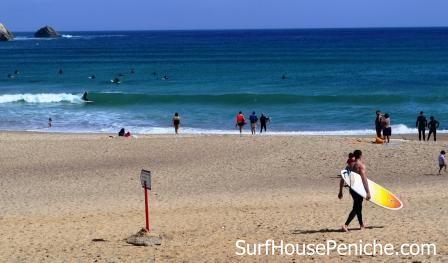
[0,132,447,262]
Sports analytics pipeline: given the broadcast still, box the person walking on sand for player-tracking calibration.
[382,113,392,143]
[375,111,383,138]
[236,111,246,135]
[259,113,270,133]
[416,111,427,141]
[249,111,258,135]
[438,151,446,175]
[172,112,180,134]
[338,150,371,232]
[427,116,440,142]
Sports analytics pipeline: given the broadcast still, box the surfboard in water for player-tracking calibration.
[340,169,403,210]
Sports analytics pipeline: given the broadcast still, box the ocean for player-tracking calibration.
[1,28,448,135]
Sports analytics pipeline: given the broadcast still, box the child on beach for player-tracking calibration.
[346,152,355,170]
[439,151,446,175]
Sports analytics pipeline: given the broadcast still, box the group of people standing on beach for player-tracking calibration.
[375,110,441,142]
[375,111,392,143]
[236,111,270,135]
[415,111,440,141]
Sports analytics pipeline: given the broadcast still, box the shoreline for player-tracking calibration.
[1,130,448,141]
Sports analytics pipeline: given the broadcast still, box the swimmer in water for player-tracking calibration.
[58,69,63,75]
[88,75,96,79]
[111,78,121,84]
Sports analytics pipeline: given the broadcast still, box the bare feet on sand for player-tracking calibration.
[341,225,349,232]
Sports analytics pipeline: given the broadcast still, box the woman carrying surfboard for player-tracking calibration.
[338,150,370,232]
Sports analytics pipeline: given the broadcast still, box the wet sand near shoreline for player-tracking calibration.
[0,132,447,262]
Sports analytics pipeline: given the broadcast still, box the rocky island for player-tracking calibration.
[0,23,14,41]
[34,26,61,38]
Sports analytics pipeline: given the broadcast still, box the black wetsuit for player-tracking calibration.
[345,189,364,226]
[416,115,427,141]
[428,120,440,141]
[260,115,269,133]
[375,115,382,138]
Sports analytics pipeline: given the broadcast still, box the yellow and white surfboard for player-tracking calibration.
[341,169,403,210]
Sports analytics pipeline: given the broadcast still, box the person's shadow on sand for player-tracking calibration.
[291,226,384,234]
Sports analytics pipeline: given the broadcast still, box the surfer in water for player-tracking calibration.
[338,150,370,232]
[81,92,89,101]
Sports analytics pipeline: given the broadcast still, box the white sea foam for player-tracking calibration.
[57,124,448,136]
[0,93,83,104]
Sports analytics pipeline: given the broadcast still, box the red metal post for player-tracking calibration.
[144,182,150,231]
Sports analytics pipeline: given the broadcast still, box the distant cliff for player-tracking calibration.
[34,26,61,38]
[0,23,14,41]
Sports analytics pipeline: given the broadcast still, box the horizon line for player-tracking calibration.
[8,25,448,33]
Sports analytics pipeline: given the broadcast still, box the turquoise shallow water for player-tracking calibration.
[0,28,448,134]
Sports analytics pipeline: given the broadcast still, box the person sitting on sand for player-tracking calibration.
[236,111,246,135]
[249,111,258,135]
[173,112,180,134]
[338,150,370,232]
[439,150,446,175]
[428,116,440,142]
[118,128,125,137]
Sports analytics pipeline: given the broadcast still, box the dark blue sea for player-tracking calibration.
[1,28,448,134]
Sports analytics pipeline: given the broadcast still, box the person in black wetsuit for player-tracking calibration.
[416,111,427,141]
[259,113,270,133]
[427,116,440,142]
[81,92,89,101]
[339,150,371,232]
[375,110,383,138]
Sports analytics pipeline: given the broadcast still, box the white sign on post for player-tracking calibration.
[140,169,151,190]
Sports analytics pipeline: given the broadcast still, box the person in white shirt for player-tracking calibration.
[439,150,446,175]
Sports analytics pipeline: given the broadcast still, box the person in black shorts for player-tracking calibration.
[416,111,427,141]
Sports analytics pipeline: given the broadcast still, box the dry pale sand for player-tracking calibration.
[0,132,447,262]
